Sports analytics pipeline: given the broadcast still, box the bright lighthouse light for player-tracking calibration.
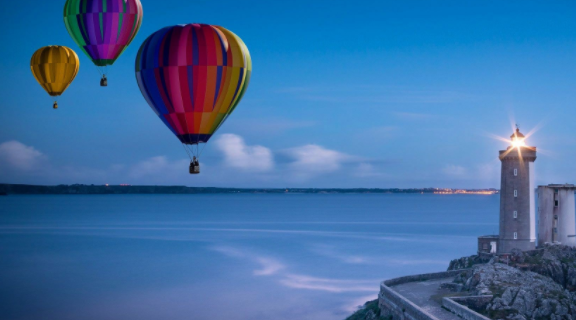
[511,137,525,148]
[509,126,526,148]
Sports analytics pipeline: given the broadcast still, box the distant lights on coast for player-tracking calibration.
[433,188,498,195]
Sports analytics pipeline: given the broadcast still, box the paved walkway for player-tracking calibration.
[390,277,461,320]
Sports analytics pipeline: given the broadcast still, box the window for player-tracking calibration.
[513,211,517,219]
[554,215,558,228]
[514,190,518,197]
[555,200,559,207]
[514,232,518,240]
[514,169,517,176]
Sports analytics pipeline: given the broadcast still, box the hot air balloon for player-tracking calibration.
[30,46,80,109]
[135,24,252,174]
[63,0,143,86]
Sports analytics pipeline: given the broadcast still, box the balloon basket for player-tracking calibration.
[189,164,200,174]
[100,76,108,87]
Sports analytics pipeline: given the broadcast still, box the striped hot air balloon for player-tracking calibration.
[135,24,252,174]
[63,0,143,86]
[30,46,80,109]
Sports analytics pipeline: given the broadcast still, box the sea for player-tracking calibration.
[0,194,500,320]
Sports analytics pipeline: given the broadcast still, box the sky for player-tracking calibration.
[1,0,576,188]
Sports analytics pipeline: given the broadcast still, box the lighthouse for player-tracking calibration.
[497,127,537,254]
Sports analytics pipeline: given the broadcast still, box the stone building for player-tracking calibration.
[478,128,576,255]
[478,128,538,255]
[497,128,537,254]
[537,184,576,247]
[477,235,498,255]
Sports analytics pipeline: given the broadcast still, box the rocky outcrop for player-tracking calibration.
[448,254,492,271]
[502,245,576,291]
[346,245,576,320]
[345,300,389,320]
[454,262,576,319]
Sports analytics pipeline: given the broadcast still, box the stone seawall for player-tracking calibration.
[378,270,466,320]
[442,296,493,320]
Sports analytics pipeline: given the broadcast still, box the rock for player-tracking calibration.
[344,300,387,320]
[534,298,553,318]
[501,287,517,306]
[345,245,576,320]
[457,258,575,319]
[509,244,576,291]
[448,254,492,270]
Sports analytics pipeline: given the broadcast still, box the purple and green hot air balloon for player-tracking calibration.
[64,0,143,86]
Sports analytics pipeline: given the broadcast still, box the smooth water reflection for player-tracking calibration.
[0,194,499,320]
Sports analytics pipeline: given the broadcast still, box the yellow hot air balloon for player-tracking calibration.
[30,46,79,109]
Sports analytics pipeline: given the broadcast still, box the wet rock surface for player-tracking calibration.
[345,300,387,320]
[455,262,575,319]
[346,245,576,320]
[452,245,576,319]
[448,254,492,271]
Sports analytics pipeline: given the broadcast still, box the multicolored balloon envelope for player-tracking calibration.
[63,0,143,86]
[135,24,252,164]
[30,46,80,109]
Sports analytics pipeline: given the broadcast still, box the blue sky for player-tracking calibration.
[1,0,576,188]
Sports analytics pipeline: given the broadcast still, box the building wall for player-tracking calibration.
[477,236,498,254]
[378,270,467,320]
[498,147,536,254]
[442,296,493,320]
[538,187,554,246]
[529,162,536,241]
[538,186,576,247]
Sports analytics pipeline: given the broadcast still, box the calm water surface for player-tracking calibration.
[0,194,499,320]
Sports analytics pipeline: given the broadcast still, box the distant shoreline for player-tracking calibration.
[0,184,499,195]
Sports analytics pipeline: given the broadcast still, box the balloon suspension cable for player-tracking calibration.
[198,142,208,158]
[181,143,193,160]
[194,133,203,158]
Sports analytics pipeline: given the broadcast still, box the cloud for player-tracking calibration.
[353,163,385,178]
[0,140,44,171]
[309,245,370,264]
[0,142,189,184]
[128,156,185,178]
[287,144,352,174]
[253,257,285,276]
[279,274,376,293]
[442,165,467,176]
[210,246,247,258]
[129,156,169,178]
[0,136,384,186]
[216,134,274,172]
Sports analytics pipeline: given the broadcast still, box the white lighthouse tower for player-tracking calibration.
[498,127,537,254]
